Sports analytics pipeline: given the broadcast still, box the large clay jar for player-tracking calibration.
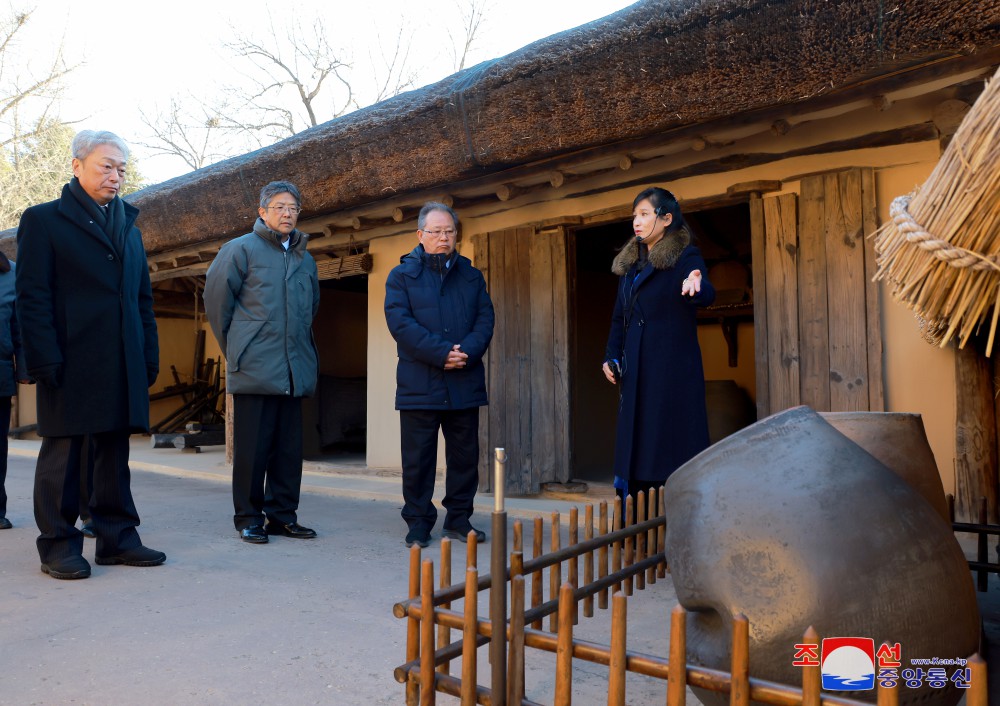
[665,406,978,706]
[821,411,949,523]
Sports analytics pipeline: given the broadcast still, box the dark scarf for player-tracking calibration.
[68,177,127,255]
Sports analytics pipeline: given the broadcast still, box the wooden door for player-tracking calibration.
[751,168,883,416]
[469,225,570,495]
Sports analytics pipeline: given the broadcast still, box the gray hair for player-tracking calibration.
[259,181,301,209]
[417,201,459,231]
[71,130,129,161]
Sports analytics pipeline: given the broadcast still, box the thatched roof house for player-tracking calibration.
[5,0,1000,509]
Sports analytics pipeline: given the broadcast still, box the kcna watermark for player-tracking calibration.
[793,637,972,691]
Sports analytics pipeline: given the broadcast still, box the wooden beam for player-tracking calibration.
[496,183,529,202]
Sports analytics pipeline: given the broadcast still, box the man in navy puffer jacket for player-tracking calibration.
[384,202,494,548]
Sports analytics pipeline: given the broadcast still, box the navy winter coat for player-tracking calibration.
[0,260,27,398]
[605,229,715,484]
[15,186,159,436]
[384,245,494,410]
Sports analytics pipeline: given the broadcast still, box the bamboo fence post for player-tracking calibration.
[569,506,579,625]
[550,511,562,632]
[658,488,667,577]
[731,613,750,706]
[490,448,508,706]
[647,489,658,585]
[584,504,595,618]
[802,626,821,706]
[532,516,544,630]
[636,490,647,591]
[625,495,635,597]
[407,545,421,705]
[461,566,479,706]
[437,538,452,675]
[554,583,576,706]
[612,497,623,595]
[608,591,628,706]
[507,575,526,706]
[876,672,899,706]
[667,604,686,706]
[468,531,479,569]
[420,559,436,706]
[969,653,987,706]
[513,519,523,553]
[599,500,609,609]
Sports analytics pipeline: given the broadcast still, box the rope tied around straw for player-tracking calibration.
[889,195,1000,273]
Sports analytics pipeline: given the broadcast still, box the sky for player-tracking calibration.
[10,0,638,184]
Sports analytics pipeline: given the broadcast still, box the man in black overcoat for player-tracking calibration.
[15,130,163,580]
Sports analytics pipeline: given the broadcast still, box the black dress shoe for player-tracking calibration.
[405,527,431,548]
[95,545,166,566]
[265,521,317,538]
[41,555,91,580]
[0,516,11,530]
[442,525,487,543]
[241,525,268,543]
[80,521,95,538]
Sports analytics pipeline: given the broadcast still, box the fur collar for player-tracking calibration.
[611,225,692,275]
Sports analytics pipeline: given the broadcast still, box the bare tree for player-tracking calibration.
[223,15,354,142]
[448,0,492,72]
[369,25,419,104]
[0,6,80,229]
[137,97,239,172]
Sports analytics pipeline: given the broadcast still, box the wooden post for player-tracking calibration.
[636,491,646,591]
[531,516,544,630]
[625,495,635,597]
[612,497,623,595]
[420,559,436,706]
[956,342,999,522]
[584,504,594,618]
[569,507,579,625]
[657,487,667,578]
[802,626,821,706]
[598,501,609,610]
[461,566,478,706]
[647,489,658,585]
[490,505,508,706]
[406,545,421,705]
[731,613,750,706]
[554,583,575,706]
[968,653,988,706]
[667,604,686,706]
[507,575,526,706]
[550,511,562,632]
[608,592,627,706]
[437,538,452,675]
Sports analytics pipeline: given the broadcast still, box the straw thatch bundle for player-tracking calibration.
[874,66,1000,355]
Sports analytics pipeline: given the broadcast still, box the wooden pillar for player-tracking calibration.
[955,343,999,522]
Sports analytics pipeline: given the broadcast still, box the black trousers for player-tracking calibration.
[399,408,479,533]
[34,430,141,563]
[0,397,10,517]
[232,394,303,530]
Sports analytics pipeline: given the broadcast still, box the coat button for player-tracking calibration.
[107,254,114,261]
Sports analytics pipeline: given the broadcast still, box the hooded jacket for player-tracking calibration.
[384,244,494,410]
[204,218,320,397]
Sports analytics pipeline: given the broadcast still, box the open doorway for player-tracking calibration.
[304,274,368,465]
[569,201,757,484]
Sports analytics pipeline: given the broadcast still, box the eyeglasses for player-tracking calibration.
[421,229,456,238]
[267,205,300,215]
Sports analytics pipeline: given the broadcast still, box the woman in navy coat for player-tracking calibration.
[603,187,715,504]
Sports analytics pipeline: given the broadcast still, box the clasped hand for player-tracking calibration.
[444,344,468,369]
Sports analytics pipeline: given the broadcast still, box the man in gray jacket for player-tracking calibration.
[204,181,320,544]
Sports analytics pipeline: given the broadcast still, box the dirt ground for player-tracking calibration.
[0,454,686,705]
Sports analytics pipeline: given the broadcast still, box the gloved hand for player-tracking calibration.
[31,363,63,388]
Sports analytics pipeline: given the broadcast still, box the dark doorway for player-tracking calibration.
[304,274,368,465]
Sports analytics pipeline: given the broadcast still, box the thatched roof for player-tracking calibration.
[4,0,999,256]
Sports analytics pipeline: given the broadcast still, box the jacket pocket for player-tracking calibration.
[227,320,266,372]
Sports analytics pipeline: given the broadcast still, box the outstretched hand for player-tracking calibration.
[681,269,703,297]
